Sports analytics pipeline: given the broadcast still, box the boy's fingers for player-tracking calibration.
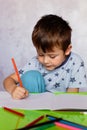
[12,87,29,99]
[24,90,29,96]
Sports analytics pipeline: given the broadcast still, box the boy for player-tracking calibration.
[3,14,87,99]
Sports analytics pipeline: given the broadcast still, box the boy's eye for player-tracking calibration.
[38,54,44,57]
[49,55,57,58]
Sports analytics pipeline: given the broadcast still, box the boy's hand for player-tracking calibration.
[11,86,29,99]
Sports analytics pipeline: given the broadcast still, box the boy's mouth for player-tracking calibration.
[45,65,55,70]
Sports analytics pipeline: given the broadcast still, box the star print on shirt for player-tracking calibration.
[80,61,84,67]
[77,69,79,72]
[61,67,64,70]
[66,68,70,73]
[84,74,86,78]
[54,83,60,88]
[42,72,47,76]
[48,78,52,82]
[73,62,75,65]
[19,69,24,74]
[79,82,82,85]
[55,73,59,76]
[70,57,73,61]
[70,77,76,83]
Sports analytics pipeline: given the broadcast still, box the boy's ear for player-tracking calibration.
[65,44,72,55]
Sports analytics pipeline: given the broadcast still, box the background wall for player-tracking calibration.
[0,0,87,91]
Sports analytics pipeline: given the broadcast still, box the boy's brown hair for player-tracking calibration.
[32,14,72,52]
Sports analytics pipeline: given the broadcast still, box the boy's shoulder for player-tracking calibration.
[30,56,39,63]
[70,52,84,62]
[29,56,42,67]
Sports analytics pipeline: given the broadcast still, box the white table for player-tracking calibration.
[0,91,87,111]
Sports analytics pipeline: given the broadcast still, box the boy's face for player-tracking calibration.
[37,46,71,71]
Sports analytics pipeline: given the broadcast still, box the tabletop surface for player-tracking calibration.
[0,91,87,130]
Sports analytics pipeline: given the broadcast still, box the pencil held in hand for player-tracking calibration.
[11,58,23,87]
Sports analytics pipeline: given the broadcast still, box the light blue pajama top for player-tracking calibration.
[19,52,87,92]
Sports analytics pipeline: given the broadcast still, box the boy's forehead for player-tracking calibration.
[37,47,62,53]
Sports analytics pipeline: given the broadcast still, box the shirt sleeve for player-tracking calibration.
[69,58,87,89]
[18,56,39,77]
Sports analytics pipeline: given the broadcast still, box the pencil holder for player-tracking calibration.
[21,70,46,93]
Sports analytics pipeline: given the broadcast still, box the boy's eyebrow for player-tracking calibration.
[48,54,59,56]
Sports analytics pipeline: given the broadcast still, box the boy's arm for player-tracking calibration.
[3,73,18,94]
[66,88,79,93]
[3,73,29,99]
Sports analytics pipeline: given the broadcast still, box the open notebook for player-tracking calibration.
[0,91,87,110]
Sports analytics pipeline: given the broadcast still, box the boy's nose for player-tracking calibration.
[44,56,49,64]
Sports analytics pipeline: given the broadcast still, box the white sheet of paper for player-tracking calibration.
[0,91,87,110]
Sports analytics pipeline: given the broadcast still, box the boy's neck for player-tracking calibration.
[55,53,71,69]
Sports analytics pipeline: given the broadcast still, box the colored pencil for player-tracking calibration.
[17,118,62,130]
[11,58,23,87]
[55,122,82,130]
[54,108,87,112]
[3,106,25,117]
[25,115,44,127]
[46,115,87,129]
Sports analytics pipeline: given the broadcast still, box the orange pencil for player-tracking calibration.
[3,106,25,117]
[11,58,23,87]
